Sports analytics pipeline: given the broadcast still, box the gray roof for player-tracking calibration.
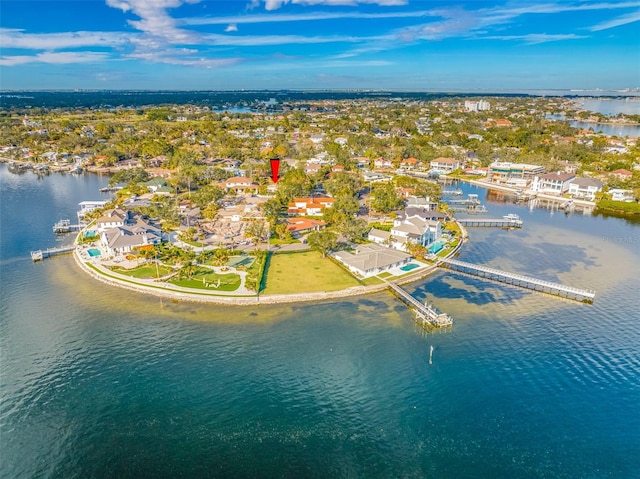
[335,244,410,273]
[570,177,603,188]
[368,228,391,241]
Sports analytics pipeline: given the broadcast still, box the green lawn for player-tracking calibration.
[170,268,241,291]
[262,251,360,294]
[110,264,172,279]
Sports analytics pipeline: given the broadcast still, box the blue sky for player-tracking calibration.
[1,0,639,90]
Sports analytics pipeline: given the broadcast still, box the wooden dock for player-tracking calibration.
[457,215,523,228]
[53,219,82,234]
[386,281,453,328]
[31,245,76,261]
[439,258,596,302]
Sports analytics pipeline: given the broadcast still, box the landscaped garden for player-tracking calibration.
[110,264,173,279]
[169,268,242,291]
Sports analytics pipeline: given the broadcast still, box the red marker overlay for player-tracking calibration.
[270,158,280,183]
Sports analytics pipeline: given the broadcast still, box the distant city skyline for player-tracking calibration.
[1,0,639,91]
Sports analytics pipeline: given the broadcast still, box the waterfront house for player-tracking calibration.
[429,157,461,173]
[489,161,545,187]
[567,177,603,201]
[100,217,162,257]
[531,172,576,195]
[608,188,635,202]
[389,216,442,252]
[334,244,411,278]
[95,208,132,232]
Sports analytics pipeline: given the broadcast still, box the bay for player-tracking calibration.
[1,165,639,478]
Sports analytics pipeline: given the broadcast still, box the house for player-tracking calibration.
[373,157,394,169]
[144,177,168,193]
[489,161,545,187]
[304,162,323,175]
[531,172,576,195]
[286,218,327,237]
[567,177,603,200]
[100,216,163,256]
[95,208,132,232]
[400,157,420,170]
[491,119,512,127]
[334,244,411,278]
[610,169,633,181]
[389,216,442,252]
[405,197,438,211]
[287,197,334,216]
[430,157,461,173]
[309,134,325,144]
[225,176,258,193]
[367,228,391,245]
[396,207,447,222]
[608,189,635,202]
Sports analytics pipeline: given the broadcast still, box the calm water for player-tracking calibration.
[1,166,639,478]
[546,114,640,137]
[576,98,640,116]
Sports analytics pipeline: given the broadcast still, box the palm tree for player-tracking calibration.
[178,262,198,280]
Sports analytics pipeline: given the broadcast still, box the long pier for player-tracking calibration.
[31,245,76,261]
[386,281,453,328]
[439,258,596,302]
[457,215,522,228]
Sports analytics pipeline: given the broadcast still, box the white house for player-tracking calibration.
[609,189,635,202]
[334,244,411,278]
[567,177,603,201]
[531,172,576,195]
[100,216,162,256]
[430,157,461,173]
[95,208,131,232]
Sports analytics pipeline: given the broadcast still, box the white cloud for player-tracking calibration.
[202,32,388,46]
[0,29,130,50]
[182,9,433,26]
[484,33,588,45]
[262,0,406,11]
[128,50,242,68]
[225,24,238,32]
[106,0,201,42]
[590,9,640,30]
[0,51,109,66]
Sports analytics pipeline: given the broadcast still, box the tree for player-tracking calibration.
[307,230,337,258]
[338,218,369,242]
[178,262,197,280]
[372,182,404,213]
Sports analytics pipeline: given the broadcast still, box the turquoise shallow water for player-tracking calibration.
[1,165,639,478]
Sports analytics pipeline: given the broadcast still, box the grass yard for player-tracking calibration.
[262,251,360,294]
[170,268,241,292]
[110,264,173,279]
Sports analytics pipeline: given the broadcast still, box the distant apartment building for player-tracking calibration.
[464,100,491,112]
[489,161,545,187]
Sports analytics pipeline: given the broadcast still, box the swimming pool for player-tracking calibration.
[428,240,446,254]
[400,263,420,272]
[88,248,101,257]
[84,230,97,238]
